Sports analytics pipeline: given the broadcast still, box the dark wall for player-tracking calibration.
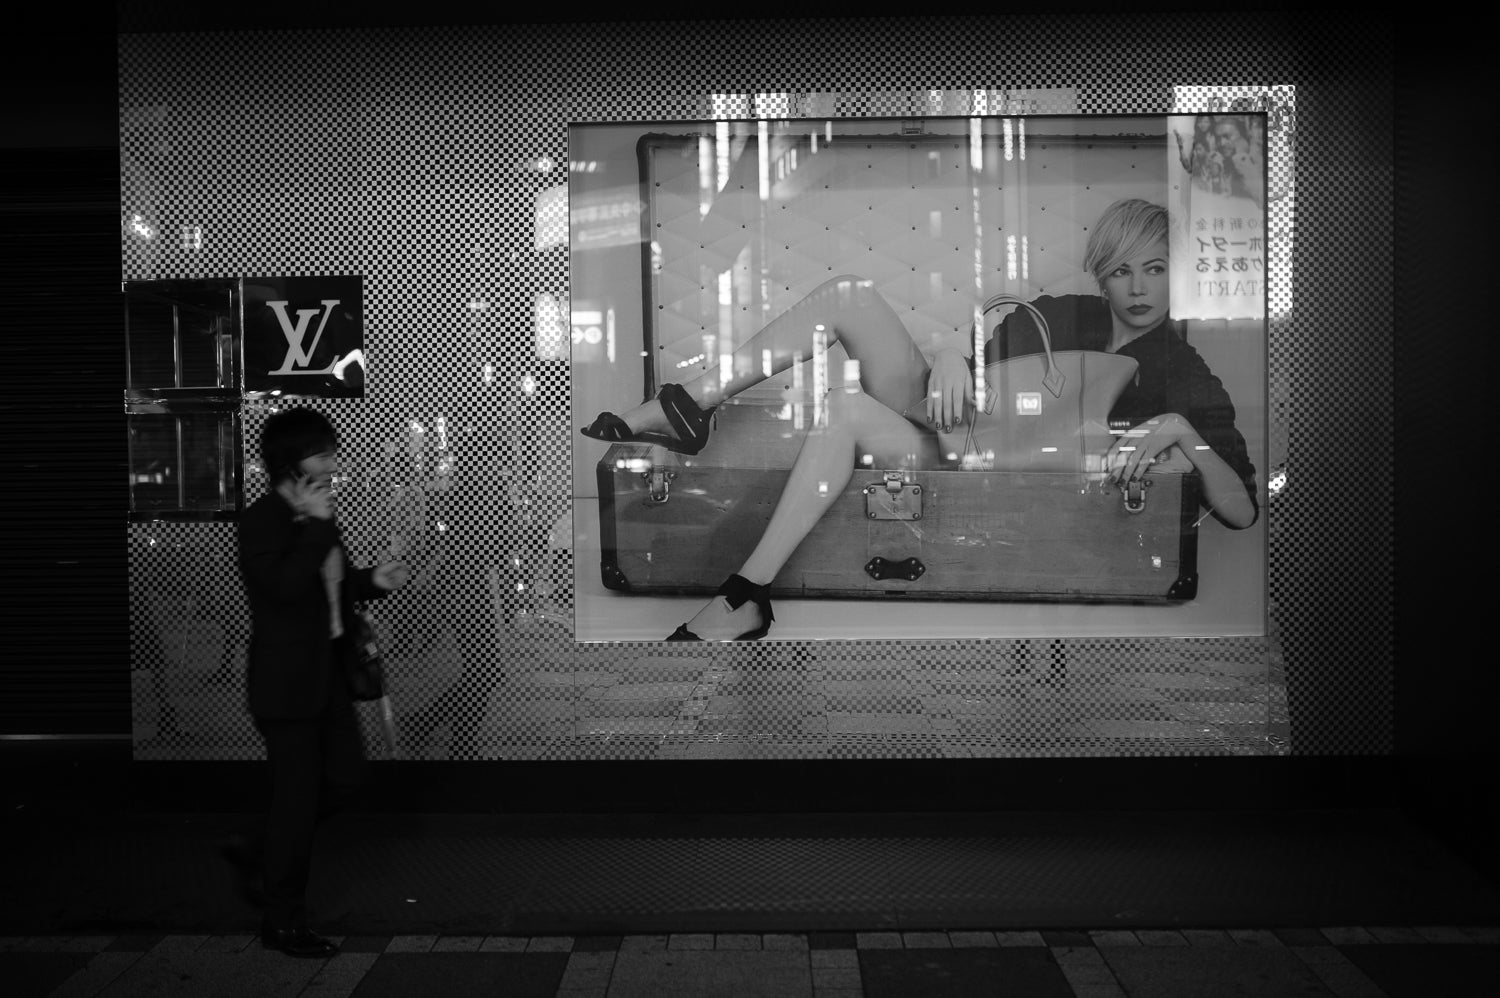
[1,20,126,735]
[1390,20,1496,879]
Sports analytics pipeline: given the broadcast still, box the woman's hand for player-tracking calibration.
[925,348,974,431]
[1109,412,1258,529]
[1173,127,1193,172]
[373,560,411,592]
[1106,412,1200,484]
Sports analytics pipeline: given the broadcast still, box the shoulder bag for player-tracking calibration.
[345,609,401,757]
[938,293,1139,473]
[345,610,387,701]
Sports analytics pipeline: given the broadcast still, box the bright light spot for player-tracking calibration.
[533,292,567,360]
[332,349,364,381]
[532,183,568,250]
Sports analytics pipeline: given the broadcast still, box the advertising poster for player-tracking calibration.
[570,115,1268,642]
[1168,112,1266,322]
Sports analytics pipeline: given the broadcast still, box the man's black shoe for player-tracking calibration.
[261,924,338,958]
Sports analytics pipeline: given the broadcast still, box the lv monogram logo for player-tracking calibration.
[266,299,341,375]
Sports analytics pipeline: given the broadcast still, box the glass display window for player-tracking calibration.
[125,279,243,519]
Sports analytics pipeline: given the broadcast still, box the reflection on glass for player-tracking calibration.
[127,412,236,513]
[126,280,238,394]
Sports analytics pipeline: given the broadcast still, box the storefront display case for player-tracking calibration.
[124,278,243,520]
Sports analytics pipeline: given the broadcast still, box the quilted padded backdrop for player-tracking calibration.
[120,14,1389,762]
[636,119,1172,377]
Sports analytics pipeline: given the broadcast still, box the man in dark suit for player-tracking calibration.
[237,407,409,957]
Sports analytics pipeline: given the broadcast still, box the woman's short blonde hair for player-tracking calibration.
[1083,198,1168,284]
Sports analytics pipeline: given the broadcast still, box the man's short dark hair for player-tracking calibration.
[260,407,338,483]
[1212,114,1249,140]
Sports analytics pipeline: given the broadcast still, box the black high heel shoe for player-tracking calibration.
[580,383,717,456]
[666,574,774,641]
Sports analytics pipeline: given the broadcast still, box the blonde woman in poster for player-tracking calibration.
[581,198,1259,641]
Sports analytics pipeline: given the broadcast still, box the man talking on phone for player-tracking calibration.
[235,406,409,957]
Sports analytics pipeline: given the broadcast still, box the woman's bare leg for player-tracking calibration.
[680,388,935,639]
[607,275,932,438]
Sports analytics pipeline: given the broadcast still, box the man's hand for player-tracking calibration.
[373,561,410,592]
[288,474,333,521]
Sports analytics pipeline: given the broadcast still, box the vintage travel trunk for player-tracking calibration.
[596,404,1200,604]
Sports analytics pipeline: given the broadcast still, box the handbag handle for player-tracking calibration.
[981,293,1066,399]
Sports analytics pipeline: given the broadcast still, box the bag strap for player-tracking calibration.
[981,293,1065,399]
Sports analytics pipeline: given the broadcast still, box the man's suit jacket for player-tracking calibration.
[239,489,386,720]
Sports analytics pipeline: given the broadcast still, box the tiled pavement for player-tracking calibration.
[6,742,1498,997]
[7,925,1498,998]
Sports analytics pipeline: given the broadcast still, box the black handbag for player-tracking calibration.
[344,610,386,701]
